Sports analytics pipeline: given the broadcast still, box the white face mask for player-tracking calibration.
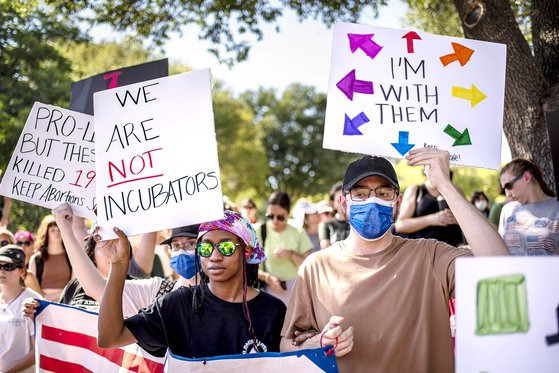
[475,200,488,211]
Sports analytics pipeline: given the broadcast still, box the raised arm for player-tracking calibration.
[130,231,157,276]
[97,227,136,348]
[406,148,509,256]
[52,203,106,300]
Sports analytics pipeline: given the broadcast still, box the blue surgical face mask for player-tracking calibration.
[347,196,395,241]
[169,249,199,279]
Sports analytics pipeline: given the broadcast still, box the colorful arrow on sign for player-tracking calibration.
[444,124,472,146]
[452,84,487,107]
[391,131,415,155]
[402,31,421,53]
[336,69,374,101]
[347,33,383,60]
[440,42,475,67]
[343,112,370,136]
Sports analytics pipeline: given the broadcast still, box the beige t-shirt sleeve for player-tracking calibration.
[429,240,472,299]
[280,262,319,338]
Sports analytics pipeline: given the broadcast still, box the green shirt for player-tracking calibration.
[256,222,313,280]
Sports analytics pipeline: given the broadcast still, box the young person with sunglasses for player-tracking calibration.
[0,245,42,373]
[98,211,286,358]
[256,192,313,305]
[498,158,559,255]
[0,230,42,296]
[281,149,509,372]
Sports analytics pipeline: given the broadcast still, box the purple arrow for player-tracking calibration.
[391,131,415,156]
[336,69,374,101]
[343,112,370,136]
[348,33,383,60]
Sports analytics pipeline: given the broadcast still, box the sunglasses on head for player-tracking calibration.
[0,240,10,247]
[0,263,18,271]
[197,240,242,257]
[16,241,32,247]
[266,214,286,222]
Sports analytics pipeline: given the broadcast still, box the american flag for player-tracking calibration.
[34,300,164,372]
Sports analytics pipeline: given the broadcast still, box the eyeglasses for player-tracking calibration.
[503,174,523,191]
[266,214,286,222]
[0,263,18,271]
[16,241,32,247]
[197,240,242,257]
[242,205,255,210]
[346,186,398,202]
[169,242,197,252]
[0,241,9,247]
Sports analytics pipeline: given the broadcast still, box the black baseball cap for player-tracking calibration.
[160,224,200,245]
[0,245,26,268]
[343,155,399,191]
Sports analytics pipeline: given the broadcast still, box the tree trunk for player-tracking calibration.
[453,0,557,193]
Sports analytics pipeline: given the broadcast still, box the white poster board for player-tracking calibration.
[324,23,507,169]
[456,257,559,372]
[93,69,224,238]
[0,102,96,218]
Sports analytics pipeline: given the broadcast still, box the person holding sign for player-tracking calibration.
[98,211,286,358]
[280,148,509,372]
[499,158,559,255]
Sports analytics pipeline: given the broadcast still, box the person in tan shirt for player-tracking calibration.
[280,148,509,372]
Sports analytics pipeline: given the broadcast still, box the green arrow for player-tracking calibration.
[444,124,472,146]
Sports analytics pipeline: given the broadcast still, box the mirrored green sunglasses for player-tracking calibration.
[197,240,242,257]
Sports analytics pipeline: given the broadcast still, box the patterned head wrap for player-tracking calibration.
[198,210,266,264]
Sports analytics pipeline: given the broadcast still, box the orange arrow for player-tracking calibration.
[440,42,475,67]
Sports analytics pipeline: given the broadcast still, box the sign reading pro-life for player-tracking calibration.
[93,69,224,238]
[0,102,96,218]
[323,23,507,169]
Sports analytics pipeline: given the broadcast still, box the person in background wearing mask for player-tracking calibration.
[280,149,509,373]
[470,191,490,217]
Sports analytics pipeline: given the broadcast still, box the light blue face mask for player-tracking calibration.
[169,249,199,279]
[347,196,395,241]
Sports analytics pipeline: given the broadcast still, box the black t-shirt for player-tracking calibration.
[319,218,350,244]
[59,278,99,312]
[124,285,286,358]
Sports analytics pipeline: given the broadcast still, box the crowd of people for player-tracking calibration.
[1,149,558,372]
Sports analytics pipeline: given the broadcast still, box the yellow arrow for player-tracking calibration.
[452,84,487,107]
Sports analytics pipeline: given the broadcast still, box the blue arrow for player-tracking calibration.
[391,131,415,155]
[343,112,370,135]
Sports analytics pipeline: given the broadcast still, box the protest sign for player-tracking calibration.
[34,300,164,372]
[71,59,168,115]
[0,102,96,218]
[323,23,507,169]
[456,257,559,372]
[93,69,224,238]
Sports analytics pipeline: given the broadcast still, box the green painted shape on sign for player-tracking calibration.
[444,124,472,146]
[476,273,529,335]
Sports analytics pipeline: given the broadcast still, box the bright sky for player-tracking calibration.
[90,0,511,162]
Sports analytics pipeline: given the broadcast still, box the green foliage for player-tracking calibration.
[0,2,84,233]
[45,0,383,65]
[402,0,531,43]
[402,0,463,37]
[242,84,358,201]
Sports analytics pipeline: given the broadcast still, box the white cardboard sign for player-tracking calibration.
[456,257,559,372]
[93,69,224,238]
[324,23,507,169]
[0,102,96,218]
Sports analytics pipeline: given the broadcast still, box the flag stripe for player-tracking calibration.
[41,324,163,372]
[40,354,94,373]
